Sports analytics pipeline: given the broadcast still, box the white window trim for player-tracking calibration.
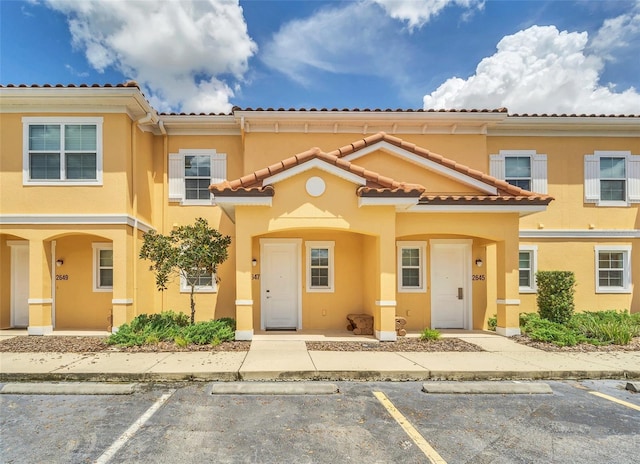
[180,271,218,293]
[22,117,104,186]
[519,245,538,293]
[397,241,427,293]
[92,243,113,292]
[594,245,632,294]
[305,241,335,293]
[169,148,227,206]
[490,150,547,194]
[585,151,639,207]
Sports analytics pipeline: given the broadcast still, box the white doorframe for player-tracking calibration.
[51,240,56,328]
[259,238,302,330]
[8,240,29,328]
[429,239,472,330]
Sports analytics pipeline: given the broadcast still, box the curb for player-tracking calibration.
[2,370,637,383]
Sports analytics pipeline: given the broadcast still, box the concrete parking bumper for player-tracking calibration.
[422,381,553,394]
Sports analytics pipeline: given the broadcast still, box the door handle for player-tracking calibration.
[457,287,463,300]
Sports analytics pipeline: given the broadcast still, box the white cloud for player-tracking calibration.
[370,0,484,30]
[590,4,640,60]
[262,2,412,87]
[45,0,257,113]
[423,25,640,114]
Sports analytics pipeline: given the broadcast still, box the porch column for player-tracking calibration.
[111,230,134,332]
[234,231,254,340]
[375,230,397,341]
[27,238,53,335]
[495,236,521,336]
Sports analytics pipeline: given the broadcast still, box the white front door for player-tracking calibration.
[261,240,301,330]
[430,240,471,329]
[10,242,29,327]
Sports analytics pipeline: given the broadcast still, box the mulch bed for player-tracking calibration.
[0,336,251,353]
[1,334,638,353]
[306,337,484,352]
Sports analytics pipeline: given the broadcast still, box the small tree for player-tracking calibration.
[140,217,231,324]
[535,270,576,324]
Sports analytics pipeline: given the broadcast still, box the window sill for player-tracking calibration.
[24,181,102,186]
[595,201,629,207]
[398,288,426,293]
[595,288,631,294]
[519,288,537,294]
[93,287,113,293]
[180,287,218,294]
[306,288,334,293]
[180,200,216,206]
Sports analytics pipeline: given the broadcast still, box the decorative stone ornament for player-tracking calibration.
[305,176,326,197]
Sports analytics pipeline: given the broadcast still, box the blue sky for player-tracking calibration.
[1,0,639,114]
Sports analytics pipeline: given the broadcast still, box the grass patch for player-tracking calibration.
[521,310,639,347]
[107,311,236,347]
[419,328,441,341]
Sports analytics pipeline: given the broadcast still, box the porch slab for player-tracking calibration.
[146,352,247,381]
[309,351,429,380]
[240,342,316,380]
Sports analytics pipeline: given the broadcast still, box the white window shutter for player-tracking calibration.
[628,155,640,203]
[531,154,548,194]
[584,155,600,203]
[168,153,184,202]
[210,153,227,185]
[490,154,505,180]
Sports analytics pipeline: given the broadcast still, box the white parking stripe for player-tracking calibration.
[94,390,175,464]
[373,391,447,464]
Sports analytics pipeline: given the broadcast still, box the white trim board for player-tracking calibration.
[263,158,367,187]
[0,214,153,232]
[520,229,640,238]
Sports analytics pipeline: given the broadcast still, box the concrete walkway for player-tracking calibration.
[1,331,638,382]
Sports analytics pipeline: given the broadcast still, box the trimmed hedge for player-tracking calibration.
[536,271,576,324]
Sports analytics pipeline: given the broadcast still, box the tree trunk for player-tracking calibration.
[190,285,196,325]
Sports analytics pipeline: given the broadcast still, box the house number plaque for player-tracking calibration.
[56,274,69,281]
[252,274,260,280]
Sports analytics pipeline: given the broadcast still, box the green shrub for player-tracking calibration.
[420,328,441,341]
[569,310,640,345]
[106,313,236,347]
[181,320,235,345]
[487,315,497,331]
[536,271,576,324]
[521,315,586,347]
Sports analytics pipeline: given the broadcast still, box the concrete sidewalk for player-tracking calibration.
[1,332,638,382]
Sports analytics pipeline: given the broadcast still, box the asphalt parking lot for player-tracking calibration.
[1,380,638,463]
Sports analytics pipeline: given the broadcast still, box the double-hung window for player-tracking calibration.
[306,241,334,292]
[584,151,640,206]
[595,246,631,293]
[518,246,537,293]
[490,150,547,193]
[181,270,217,293]
[23,117,103,185]
[169,149,227,205]
[92,243,113,292]
[397,241,426,292]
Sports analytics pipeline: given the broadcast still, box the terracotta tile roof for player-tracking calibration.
[0,82,141,89]
[231,107,509,113]
[419,195,553,205]
[211,133,553,205]
[210,146,425,197]
[328,132,553,199]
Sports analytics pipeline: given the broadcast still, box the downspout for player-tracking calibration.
[158,119,167,313]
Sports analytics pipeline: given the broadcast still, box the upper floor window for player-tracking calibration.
[23,117,103,185]
[490,150,547,193]
[595,245,631,293]
[584,151,639,206]
[305,241,335,292]
[397,241,427,292]
[169,149,226,205]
